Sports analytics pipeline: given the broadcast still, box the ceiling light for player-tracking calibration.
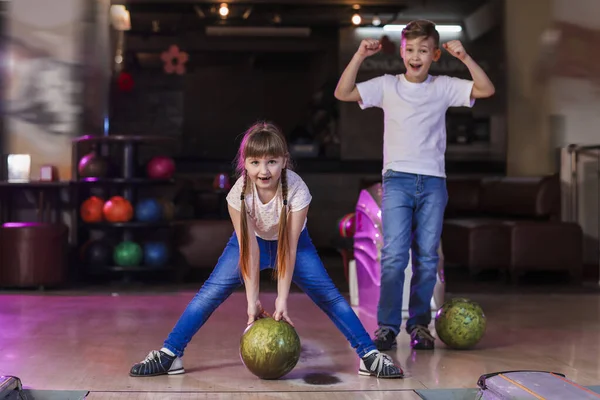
[383,24,462,33]
[219,3,229,17]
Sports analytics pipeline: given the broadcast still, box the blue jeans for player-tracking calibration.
[378,170,448,334]
[164,228,376,358]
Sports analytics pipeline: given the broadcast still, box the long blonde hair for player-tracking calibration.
[234,121,293,281]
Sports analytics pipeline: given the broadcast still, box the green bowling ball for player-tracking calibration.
[113,241,143,267]
[435,297,487,350]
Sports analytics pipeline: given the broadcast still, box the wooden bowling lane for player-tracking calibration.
[0,289,599,398]
[85,391,423,399]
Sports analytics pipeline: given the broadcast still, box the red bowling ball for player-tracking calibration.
[146,156,175,179]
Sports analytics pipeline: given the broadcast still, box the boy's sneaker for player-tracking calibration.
[409,325,435,350]
[129,350,185,377]
[359,350,404,379]
[373,327,397,351]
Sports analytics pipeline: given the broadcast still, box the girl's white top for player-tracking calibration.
[226,169,312,240]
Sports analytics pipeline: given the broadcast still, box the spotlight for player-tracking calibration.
[219,3,229,17]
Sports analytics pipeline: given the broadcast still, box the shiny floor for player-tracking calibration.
[1,279,600,400]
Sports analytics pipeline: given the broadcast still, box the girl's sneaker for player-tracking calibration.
[129,349,184,377]
[359,350,404,378]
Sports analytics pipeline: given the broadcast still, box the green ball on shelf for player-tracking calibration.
[113,241,143,267]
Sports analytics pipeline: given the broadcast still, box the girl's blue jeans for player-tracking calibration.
[163,228,376,358]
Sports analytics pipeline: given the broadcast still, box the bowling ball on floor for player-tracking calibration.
[78,152,108,178]
[240,317,301,380]
[434,298,486,350]
[135,198,163,222]
[143,242,169,267]
[80,196,104,223]
[113,241,143,267]
[103,196,134,223]
[146,156,175,179]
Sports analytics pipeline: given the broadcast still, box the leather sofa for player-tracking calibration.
[442,174,583,283]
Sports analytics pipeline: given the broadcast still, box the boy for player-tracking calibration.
[334,20,495,351]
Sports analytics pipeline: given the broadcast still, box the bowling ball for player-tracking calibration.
[338,213,355,238]
[113,241,143,267]
[80,196,104,223]
[143,242,169,267]
[146,156,175,179]
[78,152,108,178]
[240,317,301,380]
[435,298,487,350]
[103,196,134,223]
[135,198,163,222]
[157,198,175,221]
[81,239,112,267]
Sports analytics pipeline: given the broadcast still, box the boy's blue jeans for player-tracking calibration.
[164,228,376,358]
[378,170,448,334]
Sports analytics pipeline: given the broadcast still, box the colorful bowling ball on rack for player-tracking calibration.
[157,198,175,221]
[113,241,143,267]
[103,196,134,223]
[143,242,169,267]
[135,198,163,222]
[81,239,112,267]
[146,156,175,179]
[78,152,108,178]
[80,196,104,223]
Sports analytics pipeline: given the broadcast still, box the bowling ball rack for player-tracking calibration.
[71,135,180,283]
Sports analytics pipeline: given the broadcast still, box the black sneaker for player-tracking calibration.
[409,325,435,350]
[373,327,397,351]
[359,350,404,378]
[129,350,185,377]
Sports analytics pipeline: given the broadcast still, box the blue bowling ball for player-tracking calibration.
[135,198,163,222]
[144,242,169,267]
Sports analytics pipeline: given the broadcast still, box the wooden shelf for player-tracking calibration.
[82,221,173,229]
[73,135,176,144]
[77,178,175,185]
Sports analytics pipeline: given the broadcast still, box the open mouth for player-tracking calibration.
[258,177,271,182]
[409,63,422,72]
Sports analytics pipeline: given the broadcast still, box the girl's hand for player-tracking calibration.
[273,297,294,327]
[247,299,269,325]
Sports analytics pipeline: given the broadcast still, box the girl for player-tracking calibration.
[130,122,403,379]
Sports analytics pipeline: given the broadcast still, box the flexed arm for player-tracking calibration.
[334,39,382,102]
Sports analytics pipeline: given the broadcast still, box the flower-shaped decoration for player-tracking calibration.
[161,45,189,75]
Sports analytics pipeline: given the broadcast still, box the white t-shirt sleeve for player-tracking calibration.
[287,173,312,212]
[356,76,385,109]
[225,176,245,211]
[443,76,475,108]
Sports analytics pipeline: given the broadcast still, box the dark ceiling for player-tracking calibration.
[116,0,490,34]
[115,0,494,71]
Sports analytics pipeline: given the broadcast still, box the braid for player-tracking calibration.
[275,168,290,280]
[239,170,250,280]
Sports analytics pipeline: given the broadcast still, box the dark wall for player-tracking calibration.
[111,32,339,163]
[181,51,336,159]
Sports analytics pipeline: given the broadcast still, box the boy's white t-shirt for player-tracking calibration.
[226,169,312,240]
[356,74,475,178]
